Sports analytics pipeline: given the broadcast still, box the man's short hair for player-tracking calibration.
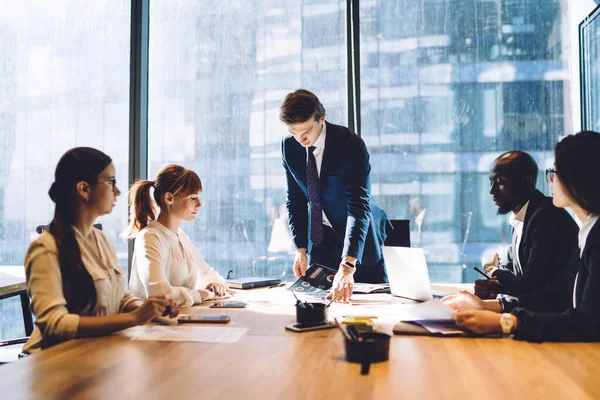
[495,151,539,186]
[279,89,326,125]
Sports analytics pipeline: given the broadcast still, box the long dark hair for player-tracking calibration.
[555,131,600,214]
[47,147,112,313]
[125,164,202,238]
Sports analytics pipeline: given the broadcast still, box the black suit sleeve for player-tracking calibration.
[512,242,600,342]
[502,254,579,313]
[493,208,574,296]
[282,140,308,250]
[342,138,371,260]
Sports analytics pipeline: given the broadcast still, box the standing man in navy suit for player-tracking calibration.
[280,89,391,302]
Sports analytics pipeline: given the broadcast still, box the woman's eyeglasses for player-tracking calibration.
[100,179,117,193]
[545,168,558,183]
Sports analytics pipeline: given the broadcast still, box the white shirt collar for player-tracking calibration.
[509,201,529,228]
[578,214,599,256]
[311,122,326,152]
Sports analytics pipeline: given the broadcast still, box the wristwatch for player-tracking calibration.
[343,261,355,270]
[499,313,514,337]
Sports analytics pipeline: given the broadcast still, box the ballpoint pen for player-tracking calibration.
[0,337,28,346]
[325,291,341,308]
[473,266,493,280]
[291,290,305,308]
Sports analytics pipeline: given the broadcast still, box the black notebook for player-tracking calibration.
[227,277,281,289]
[287,264,336,293]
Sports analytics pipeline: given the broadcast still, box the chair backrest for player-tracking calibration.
[36,223,103,234]
[384,219,410,247]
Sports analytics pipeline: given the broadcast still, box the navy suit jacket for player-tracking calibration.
[281,121,390,265]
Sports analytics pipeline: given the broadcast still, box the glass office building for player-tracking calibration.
[148,0,569,281]
[0,0,570,338]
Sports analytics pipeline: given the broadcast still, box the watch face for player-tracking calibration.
[499,314,513,333]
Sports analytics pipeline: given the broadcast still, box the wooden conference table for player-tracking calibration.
[1,286,600,400]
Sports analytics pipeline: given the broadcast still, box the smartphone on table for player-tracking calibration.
[210,301,248,308]
[178,315,230,324]
[284,322,337,332]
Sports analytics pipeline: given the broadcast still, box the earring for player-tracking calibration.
[85,197,89,203]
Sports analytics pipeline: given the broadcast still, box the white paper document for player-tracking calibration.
[132,325,248,343]
[349,294,393,303]
[415,320,464,335]
[353,283,390,294]
[399,299,456,322]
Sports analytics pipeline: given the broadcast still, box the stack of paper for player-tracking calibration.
[394,299,465,336]
[399,299,456,322]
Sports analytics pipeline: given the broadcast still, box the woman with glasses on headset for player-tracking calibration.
[443,131,600,341]
[23,148,178,353]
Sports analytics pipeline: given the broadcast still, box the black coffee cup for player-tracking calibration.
[295,302,327,325]
[344,332,391,375]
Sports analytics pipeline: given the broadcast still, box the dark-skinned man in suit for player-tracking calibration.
[476,151,578,313]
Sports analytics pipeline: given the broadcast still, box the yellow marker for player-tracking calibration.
[342,315,377,326]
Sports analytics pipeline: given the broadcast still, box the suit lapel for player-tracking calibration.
[520,190,546,265]
[288,138,307,189]
[299,147,307,188]
[319,122,334,193]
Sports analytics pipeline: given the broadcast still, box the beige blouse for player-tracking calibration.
[23,227,138,353]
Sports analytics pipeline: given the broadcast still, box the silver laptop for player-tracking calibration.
[383,246,433,302]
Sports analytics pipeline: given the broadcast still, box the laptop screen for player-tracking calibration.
[383,246,433,302]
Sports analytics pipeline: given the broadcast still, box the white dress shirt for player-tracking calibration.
[508,201,529,275]
[486,201,529,276]
[129,220,227,307]
[573,214,599,308]
[306,123,332,227]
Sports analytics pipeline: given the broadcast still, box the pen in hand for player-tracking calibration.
[473,266,493,280]
[325,291,341,308]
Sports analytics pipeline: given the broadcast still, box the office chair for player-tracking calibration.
[384,219,411,247]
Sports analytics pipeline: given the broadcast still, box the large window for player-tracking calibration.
[360,0,570,282]
[580,4,600,132]
[148,0,347,280]
[0,1,131,339]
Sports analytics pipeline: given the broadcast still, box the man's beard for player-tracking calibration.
[496,204,514,215]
